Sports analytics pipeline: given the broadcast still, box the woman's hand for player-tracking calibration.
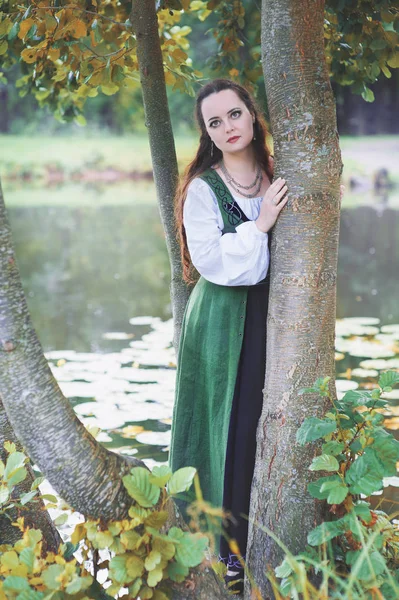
[255,177,288,233]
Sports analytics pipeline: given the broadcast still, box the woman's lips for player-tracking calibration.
[227,136,240,143]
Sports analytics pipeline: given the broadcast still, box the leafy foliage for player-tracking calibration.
[0,443,207,599]
[0,0,202,123]
[0,0,397,125]
[274,371,399,598]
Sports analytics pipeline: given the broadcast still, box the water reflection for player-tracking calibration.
[5,189,399,473]
[9,204,171,352]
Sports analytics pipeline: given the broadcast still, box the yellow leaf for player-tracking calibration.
[0,18,12,36]
[164,71,176,85]
[229,68,239,77]
[71,524,86,546]
[0,40,8,57]
[69,19,87,39]
[387,53,399,68]
[21,46,40,64]
[172,48,188,62]
[47,47,60,61]
[101,83,119,95]
[18,18,35,39]
[44,14,58,33]
[1,550,19,570]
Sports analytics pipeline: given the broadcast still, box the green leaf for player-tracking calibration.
[167,467,196,495]
[5,451,27,481]
[357,551,386,580]
[8,21,20,41]
[275,558,293,578]
[280,578,293,597]
[362,87,375,103]
[379,370,399,391]
[63,541,79,561]
[123,467,160,507]
[7,467,27,487]
[354,501,371,523]
[175,532,208,567]
[307,518,347,546]
[340,390,372,406]
[308,475,341,500]
[345,549,361,566]
[19,547,35,572]
[41,494,58,503]
[296,417,336,445]
[147,565,163,587]
[370,432,399,477]
[167,560,189,583]
[20,490,38,506]
[126,555,145,579]
[149,465,172,487]
[3,576,30,592]
[345,453,383,496]
[144,550,162,572]
[16,589,45,600]
[31,476,45,491]
[109,555,128,585]
[320,480,348,504]
[0,485,10,505]
[309,454,339,472]
[42,564,64,590]
[153,537,176,561]
[53,513,68,526]
[322,441,345,456]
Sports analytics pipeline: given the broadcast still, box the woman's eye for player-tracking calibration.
[231,110,241,119]
[210,120,220,128]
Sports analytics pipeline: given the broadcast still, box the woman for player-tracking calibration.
[169,79,288,593]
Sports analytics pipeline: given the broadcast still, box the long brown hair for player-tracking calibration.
[175,78,273,284]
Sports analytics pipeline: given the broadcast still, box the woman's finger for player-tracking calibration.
[272,185,288,204]
[277,195,289,211]
[272,177,286,190]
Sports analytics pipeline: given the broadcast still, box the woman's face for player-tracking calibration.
[200,89,255,155]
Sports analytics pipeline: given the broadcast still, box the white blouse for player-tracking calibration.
[183,177,270,286]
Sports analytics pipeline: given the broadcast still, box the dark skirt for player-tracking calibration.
[219,282,268,567]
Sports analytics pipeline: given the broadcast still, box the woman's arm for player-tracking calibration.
[183,178,269,286]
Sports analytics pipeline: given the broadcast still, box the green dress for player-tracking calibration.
[169,169,250,510]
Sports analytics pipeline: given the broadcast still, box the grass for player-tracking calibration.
[0,133,198,173]
[0,134,398,208]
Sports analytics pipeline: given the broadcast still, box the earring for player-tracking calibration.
[211,141,214,157]
[253,120,256,140]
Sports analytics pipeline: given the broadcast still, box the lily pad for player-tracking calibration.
[102,332,134,340]
[136,431,171,447]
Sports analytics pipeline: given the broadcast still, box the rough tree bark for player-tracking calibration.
[131,0,190,351]
[245,0,343,597]
[0,180,146,520]
[0,399,61,552]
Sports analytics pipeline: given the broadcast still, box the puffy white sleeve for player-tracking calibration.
[183,178,269,286]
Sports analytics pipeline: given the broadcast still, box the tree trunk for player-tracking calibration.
[0,180,144,520]
[0,399,61,552]
[246,0,343,597]
[130,0,190,351]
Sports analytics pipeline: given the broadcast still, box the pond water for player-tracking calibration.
[4,184,399,479]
